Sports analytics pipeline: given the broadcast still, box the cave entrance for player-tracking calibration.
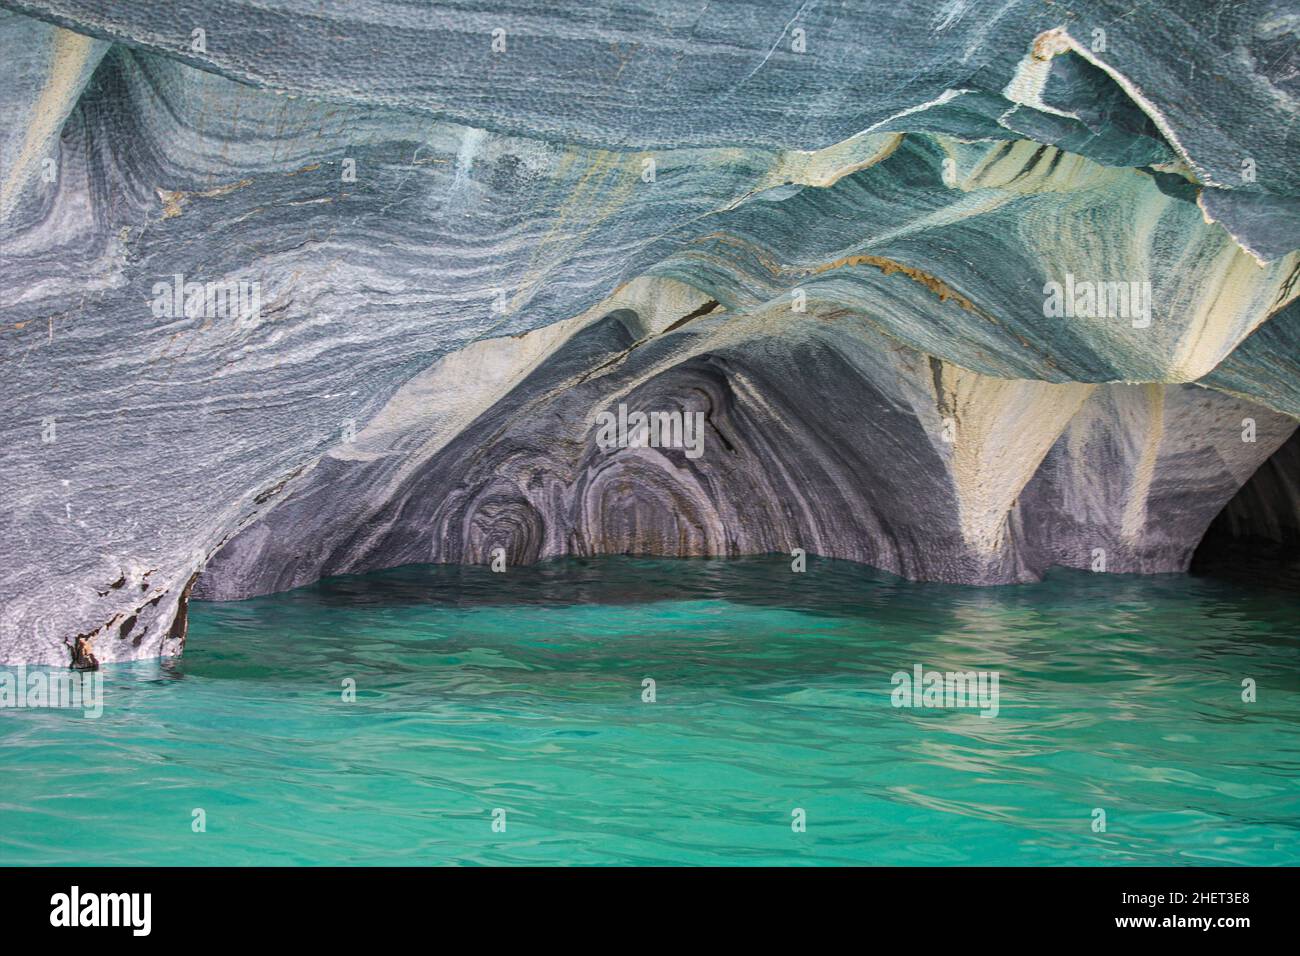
[1190,430,1300,590]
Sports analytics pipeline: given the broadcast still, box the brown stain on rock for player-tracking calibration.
[805,255,978,312]
[69,634,98,671]
[167,571,202,650]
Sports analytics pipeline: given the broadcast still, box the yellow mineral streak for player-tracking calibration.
[935,362,1095,554]
[767,132,903,189]
[806,254,979,311]
[0,28,102,222]
[684,232,1006,329]
[154,179,255,219]
[1167,246,1299,380]
[1120,384,1165,541]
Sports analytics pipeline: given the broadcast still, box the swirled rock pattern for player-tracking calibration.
[1,1,1298,664]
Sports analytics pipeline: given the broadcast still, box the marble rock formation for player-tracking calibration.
[1,1,1298,664]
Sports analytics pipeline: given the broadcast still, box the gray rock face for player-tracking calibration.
[1,1,1297,664]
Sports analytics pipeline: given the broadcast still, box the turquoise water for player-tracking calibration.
[2,556,1298,866]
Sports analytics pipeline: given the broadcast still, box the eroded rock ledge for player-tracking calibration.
[1,1,1298,664]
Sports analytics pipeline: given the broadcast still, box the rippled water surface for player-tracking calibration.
[2,556,1298,865]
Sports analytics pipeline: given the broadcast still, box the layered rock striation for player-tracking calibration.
[1,1,1298,664]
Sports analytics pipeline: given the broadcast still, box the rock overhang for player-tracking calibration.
[1,1,1297,665]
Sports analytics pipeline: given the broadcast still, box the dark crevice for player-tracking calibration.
[660,299,721,336]
[1191,429,1300,590]
[167,572,202,649]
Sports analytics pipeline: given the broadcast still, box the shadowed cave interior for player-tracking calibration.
[193,306,1300,604]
